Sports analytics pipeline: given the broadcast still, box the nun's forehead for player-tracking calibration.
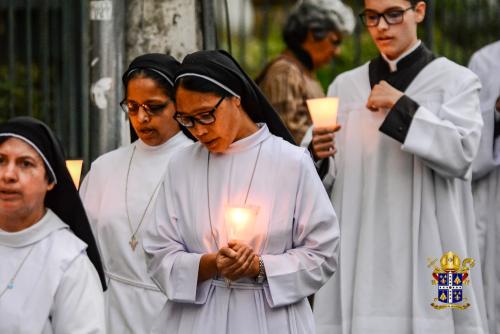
[0,133,57,183]
[0,135,40,154]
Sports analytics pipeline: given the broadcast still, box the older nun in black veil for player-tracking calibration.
[143,50,339,334]
[0,116,105,333]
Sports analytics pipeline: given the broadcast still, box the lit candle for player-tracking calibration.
[66,160,83,190]
[224,205,259,242]
[306,97,339,127]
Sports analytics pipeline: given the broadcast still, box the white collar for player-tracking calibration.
[135,131,190,153]
[0,210,67,247]
[382,40,422,72]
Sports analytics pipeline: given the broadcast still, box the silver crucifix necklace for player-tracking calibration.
[124,145,163,251]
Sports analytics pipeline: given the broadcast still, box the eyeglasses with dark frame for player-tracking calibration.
[174,96,226,128]
[120,99,170,117]
[359,6,414,27]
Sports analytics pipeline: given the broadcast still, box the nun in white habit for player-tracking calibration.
[142,50,339,334]
[0,116,105,333]
[80,54,193,333]
[469,40,500,334]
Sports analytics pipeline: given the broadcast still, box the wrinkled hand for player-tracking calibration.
[366,80,404,112]
[216,240,259,281]
[310,125,341,161]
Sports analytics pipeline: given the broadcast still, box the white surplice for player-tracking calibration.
[0,209,105,334]
[313,57,489,333]
[80,131,192,334]
[469,40,500,334]
[143,124,339,334]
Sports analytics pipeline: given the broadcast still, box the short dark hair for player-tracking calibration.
[124,68,175,99]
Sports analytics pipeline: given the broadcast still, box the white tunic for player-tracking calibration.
[313,58,489,333]
[80,132,192,334]
[0,209,105,334]
[143,124,339,334]
[469,40,500,334]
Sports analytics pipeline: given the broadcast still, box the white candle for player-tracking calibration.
[65,160,83,189]
[306,97,339,127]
[225,205,259,242]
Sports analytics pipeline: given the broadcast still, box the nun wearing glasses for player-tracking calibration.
[142,50,339,334]
[80,54,193,333]
[0,117,105,333]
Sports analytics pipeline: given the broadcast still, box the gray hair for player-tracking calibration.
[296,0,355,34]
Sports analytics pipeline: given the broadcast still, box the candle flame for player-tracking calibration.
[225,206,259,242]
[228,208,252,228]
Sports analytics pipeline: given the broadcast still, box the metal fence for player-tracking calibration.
[0,0,87,160]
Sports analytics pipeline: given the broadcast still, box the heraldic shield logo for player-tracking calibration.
[428,251,475,310]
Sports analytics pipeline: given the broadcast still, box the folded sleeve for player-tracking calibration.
[143,173,210,304]
[402,73,483,179]
[263,152,339,308]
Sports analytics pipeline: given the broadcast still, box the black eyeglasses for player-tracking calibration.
[359,7,414,27]
[174,96,225,128]
[120,99,170,117]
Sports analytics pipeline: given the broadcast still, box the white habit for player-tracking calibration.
[0,209,105,334]
[313,56,489,333]
[143,124,339,334]
[469,40,500,334]
[80,132,192,333]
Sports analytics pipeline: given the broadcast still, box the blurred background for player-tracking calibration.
[0,0,499,167]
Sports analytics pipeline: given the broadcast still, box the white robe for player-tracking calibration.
[0,209,105,334]
[469,40,500,334]
[80,132,192,334]
[313,57,489,333]
[143,124,339,334]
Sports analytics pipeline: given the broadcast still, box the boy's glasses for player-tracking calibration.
[359,7,414,27]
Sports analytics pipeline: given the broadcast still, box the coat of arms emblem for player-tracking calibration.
[428,251,475,310]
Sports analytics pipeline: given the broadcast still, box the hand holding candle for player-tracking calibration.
[306,97,339,127]
[306,97,341,160]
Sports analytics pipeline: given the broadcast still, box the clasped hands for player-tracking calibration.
[215,240,260,281]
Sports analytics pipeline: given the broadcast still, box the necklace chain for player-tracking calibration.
[0,245,35,299]
[206,142,263,251]
[125,145,163,251]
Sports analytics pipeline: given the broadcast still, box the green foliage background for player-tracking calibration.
[219,0,499,91]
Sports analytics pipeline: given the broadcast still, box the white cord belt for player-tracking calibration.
[105,270,161,292]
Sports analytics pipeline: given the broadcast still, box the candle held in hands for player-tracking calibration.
[225,205,259,243]
[306,97,339,127]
